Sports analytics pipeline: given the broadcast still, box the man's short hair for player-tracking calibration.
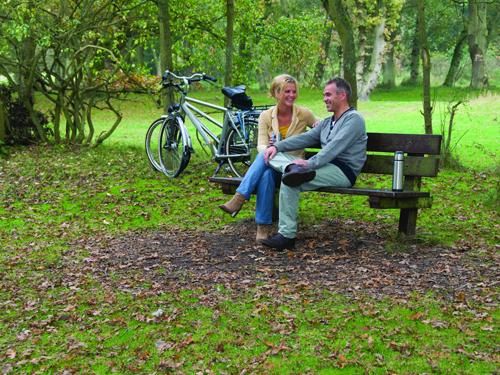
[326,77,352,101]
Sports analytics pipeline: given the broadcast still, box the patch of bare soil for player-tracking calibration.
[66,219,498,304]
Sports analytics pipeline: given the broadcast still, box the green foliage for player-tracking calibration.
[0,0,152,146]
[256,10,325,85]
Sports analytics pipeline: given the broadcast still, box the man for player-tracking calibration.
[262,77,367,251]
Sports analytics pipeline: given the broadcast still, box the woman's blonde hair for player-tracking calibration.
[269,74,298,99]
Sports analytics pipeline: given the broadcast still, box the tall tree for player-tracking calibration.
[357,0,388,100]
[467,0,488,88]
[417,0,432,134]
[443,26,468,87]
[313,16,335,86]
[408,9,421,85]
[224,0,235,106]
[0,97,6,142]
[158,0,174,109]
[322,0,358,107]
[382,27,399,88]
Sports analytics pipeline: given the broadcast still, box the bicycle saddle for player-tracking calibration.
[221,85,247,99]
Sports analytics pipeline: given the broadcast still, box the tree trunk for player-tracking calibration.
[322,0,358,108]
[358,18,387,100]
[224,0,235,107]
[382,25,398,88]
[0,97,6,142]
[382,45,396,88]
[443,27,467,87]
[135,45,145,68]
[158,0,174,110]
[417,0,432,134]
[407,7,420,85]
[313,17,334,86]
[467,0,488,89]
[409,40,420,84]
[20,36,49,142]
[355,24,368,83]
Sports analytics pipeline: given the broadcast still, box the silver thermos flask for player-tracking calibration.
[392,151,404,191]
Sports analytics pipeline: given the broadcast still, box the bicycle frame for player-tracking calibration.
[179,95,252,161]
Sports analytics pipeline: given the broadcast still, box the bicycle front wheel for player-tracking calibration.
[145,117,166,172]
[159,116,191,178]
[226,118,258,177]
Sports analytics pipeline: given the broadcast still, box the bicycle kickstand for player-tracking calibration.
[213,160,225,176]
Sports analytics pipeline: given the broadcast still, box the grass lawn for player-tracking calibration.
[0,85,498,373]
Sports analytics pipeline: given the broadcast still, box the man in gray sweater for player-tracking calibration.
[262,77,367,250]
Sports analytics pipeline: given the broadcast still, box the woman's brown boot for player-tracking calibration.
[256,224,273,243]
[219,193,246,217]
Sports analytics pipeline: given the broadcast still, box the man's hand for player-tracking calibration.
[264,145,277,164]
[290,159,309,168]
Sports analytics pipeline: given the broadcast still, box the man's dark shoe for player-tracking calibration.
[282,164,316,187]
[261,233,296,251]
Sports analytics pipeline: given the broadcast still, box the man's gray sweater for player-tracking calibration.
[274,109,367,177]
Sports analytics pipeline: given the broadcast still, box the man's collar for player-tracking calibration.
[332,106,354,121]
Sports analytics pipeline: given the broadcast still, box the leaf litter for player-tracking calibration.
[60,218,498,305]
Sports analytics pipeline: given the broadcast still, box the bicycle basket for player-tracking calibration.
[222,85,253,110]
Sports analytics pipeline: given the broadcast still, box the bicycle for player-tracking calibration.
[145,70,270,178]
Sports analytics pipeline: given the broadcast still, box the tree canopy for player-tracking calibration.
[0,0,497,145]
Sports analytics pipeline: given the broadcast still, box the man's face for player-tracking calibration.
[323,83,344,112]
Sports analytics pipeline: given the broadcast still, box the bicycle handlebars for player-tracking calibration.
[161,70,216,88]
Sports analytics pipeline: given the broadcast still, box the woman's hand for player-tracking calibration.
[264,145,277,164]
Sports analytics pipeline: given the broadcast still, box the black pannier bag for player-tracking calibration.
[221,85,253,110]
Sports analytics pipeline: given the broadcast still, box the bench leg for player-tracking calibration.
[272,191,279,222]
[398,208,418,236]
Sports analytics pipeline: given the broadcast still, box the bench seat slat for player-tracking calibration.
[208,177,429,198]
[315,187,429,198]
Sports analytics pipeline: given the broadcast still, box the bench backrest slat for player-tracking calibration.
[305,133,442,178]
[363,155,440,177]
[367,133,442,155]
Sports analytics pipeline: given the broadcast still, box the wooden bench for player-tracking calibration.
[209,133,442,236]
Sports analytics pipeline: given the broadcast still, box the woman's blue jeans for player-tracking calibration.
[236,152,279,225]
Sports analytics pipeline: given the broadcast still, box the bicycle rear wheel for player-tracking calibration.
[225,118,258,177]
[145,117,166,172]
[159,116,191,178]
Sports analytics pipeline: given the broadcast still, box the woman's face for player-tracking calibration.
[276,82,297,108]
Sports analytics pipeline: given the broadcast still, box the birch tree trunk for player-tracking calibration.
[358,19,386,100]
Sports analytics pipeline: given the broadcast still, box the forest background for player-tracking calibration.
[0,0,498,148]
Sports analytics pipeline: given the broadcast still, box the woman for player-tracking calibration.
[219,74,317,242]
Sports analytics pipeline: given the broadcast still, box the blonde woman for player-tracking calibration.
[219,74,316,242]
